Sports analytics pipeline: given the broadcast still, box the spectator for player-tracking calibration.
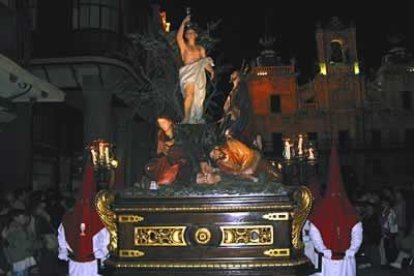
[2,209,38,276]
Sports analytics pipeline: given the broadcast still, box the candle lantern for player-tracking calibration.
[281,134,318,185]
[87,139,118,187]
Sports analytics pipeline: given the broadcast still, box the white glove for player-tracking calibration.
[345,249,355,258]
[322,249,332,258]
[58,253,68,262]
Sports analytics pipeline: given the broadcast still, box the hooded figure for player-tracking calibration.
[58,159,110,276]
[308,145,363,276]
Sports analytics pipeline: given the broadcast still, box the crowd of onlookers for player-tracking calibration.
[0,187,75,275]
[0,182,413,275]
[351,184,414,271]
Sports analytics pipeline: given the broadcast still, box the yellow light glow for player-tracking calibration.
[257,71,268,76]
[354,62,360,75]
[160,11,171,33]
[319,63,327,76]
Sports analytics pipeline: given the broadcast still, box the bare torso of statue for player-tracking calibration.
[176,15,214,124]
[181,44,205,65]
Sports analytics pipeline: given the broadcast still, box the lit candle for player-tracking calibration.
[91,149,97,165]
[284,139,291,160]
[308,147,315,160]
[298,134,304,156]
[105,146,110,166]
[99,141,104,163]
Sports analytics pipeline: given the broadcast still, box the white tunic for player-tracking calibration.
[309,221,363,276]
[58,224,110,276]
[179,57,214,124]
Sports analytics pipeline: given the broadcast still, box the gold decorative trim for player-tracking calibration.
[118,215,144,223]
[220,225,273,246]
[95,190,117,254]
[119,249,145,257]
[107,257,310,268]
[134,226,187,246]
[262,212,289,221]
[291,186,313,249]
[113,204,294,213]
[263,248,290,257]
[195,228,211,245]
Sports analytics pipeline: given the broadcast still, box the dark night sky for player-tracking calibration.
[159,1,413,79]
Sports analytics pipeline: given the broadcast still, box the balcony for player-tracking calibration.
[249,66,295,79]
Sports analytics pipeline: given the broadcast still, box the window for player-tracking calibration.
[401,91,412,110]
[330,41,343,63]
[338,130,350,149]
[72,0,119,31]
[272,133,283,155]
[371,129,381,148]
[270,95,281,113]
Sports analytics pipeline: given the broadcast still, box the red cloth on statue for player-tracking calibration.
[309,145,359,260]
[62,160,104,262]
[145,130,188,185]
[145,157,183,185]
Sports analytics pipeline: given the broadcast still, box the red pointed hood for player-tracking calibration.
[308,175,322,206]
[62,158,104,262]
[309,144,359,257]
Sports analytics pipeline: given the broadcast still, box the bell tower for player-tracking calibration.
[313,17,365,146]
[316,16,359,72]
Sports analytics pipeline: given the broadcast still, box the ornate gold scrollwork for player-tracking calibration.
[220,225,273,246]
[291,186,313,249]
[263,248,290,257]
[119,249,145,258]
[134,226,187,246]
[194,228,211,245]
[95,190,117,254]
[262,212,289,221]
[118,215,144,223]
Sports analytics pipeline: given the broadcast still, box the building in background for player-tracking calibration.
[0,0,178,191]
[248,17,414,189]
[0,0,65,190]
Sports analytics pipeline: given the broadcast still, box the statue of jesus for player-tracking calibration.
[176,12,214,124]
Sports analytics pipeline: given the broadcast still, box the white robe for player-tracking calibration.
[179,57,214,124]
[303,220,318,268]
[58,224,110,276]
[309,221,363,276]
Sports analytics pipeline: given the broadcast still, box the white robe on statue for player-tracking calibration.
[58,224,110,276]
[309,221,363,276]
[179,57,214,124]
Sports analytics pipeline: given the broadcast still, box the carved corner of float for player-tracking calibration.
[291,186,313,250]
[95,190,118,255]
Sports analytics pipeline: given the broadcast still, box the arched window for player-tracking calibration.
[72,0,119,32]
[330,41,344,63]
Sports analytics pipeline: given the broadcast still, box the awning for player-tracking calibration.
[0,53,65,123]
[0,53,65,102]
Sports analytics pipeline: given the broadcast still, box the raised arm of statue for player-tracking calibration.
[176,15,191,61]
